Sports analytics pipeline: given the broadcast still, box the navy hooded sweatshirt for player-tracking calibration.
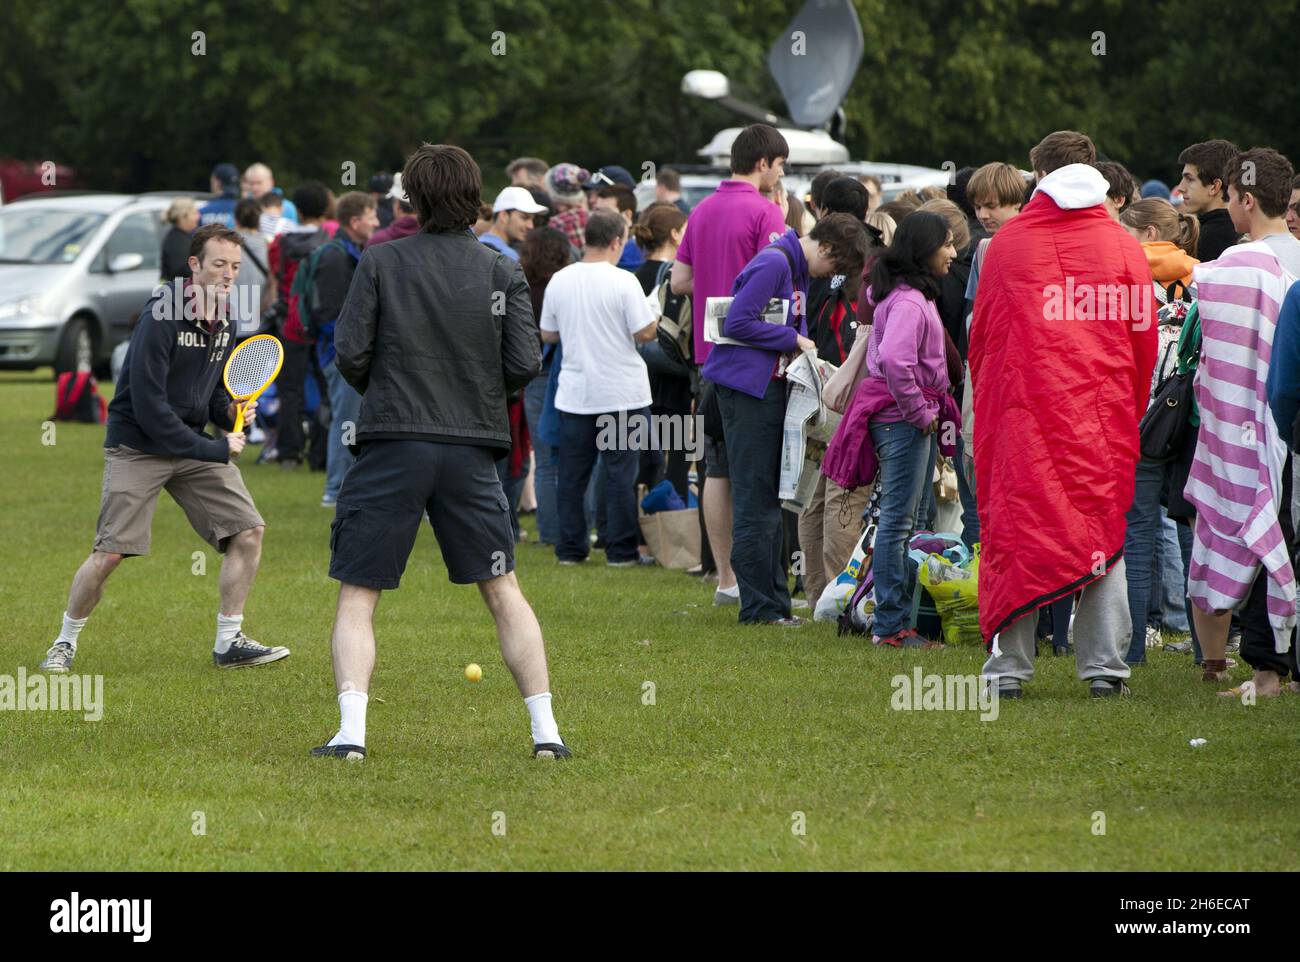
[105,284,237,462]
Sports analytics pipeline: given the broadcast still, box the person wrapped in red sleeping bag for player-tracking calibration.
[969,136,1156,696]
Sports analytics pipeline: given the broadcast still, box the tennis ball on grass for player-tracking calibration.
[465,663,482,682]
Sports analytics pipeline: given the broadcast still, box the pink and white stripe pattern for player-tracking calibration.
[1185,242,1297,652]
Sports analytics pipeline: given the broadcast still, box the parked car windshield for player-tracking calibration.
[0,207,106,264]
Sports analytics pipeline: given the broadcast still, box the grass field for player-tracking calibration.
[3,370,1299,871]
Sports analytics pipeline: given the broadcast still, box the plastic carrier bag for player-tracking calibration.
[916,541,981,646]
[815,526,870,622]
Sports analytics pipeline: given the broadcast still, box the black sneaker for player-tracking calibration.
[213,632,290,668]
[1090,679,1132,698]
[996,686,1023,699]
[310,742,366,761]
[533,742,571,760]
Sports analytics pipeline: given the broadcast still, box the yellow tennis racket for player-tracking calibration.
[222,333,285,434]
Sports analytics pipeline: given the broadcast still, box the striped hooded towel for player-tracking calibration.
[1185,241,1297,652]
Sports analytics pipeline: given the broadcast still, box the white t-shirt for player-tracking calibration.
[1261,231,1300,281]
[539,261,655,415]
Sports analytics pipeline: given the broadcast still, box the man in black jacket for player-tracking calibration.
[39,224,289,675]
[310,191,378,507]
[1178,140,1241,261]
[312,143,564,762]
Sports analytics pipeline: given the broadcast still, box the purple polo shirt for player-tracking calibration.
[675,180,788,365]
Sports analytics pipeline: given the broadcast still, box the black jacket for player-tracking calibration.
[105,287,236,462]
[308,238,360,332]
[938,245,974,362]
[1196,208,1239,263]
[161,226,193,282]
[335,229,541,456]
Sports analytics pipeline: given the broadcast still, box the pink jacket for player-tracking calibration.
[821,379,959,492]
[864,283,950,428]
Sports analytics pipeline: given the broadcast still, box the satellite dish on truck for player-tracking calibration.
[768,0,864,129]
[660,0,947,211]
[682,0,864,143]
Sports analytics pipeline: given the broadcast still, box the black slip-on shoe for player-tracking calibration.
[310,742,366,761]
[533,742,572,759]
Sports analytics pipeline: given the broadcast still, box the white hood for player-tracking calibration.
[1033,163,1108,210]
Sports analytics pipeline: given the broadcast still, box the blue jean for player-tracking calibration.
[870,419,937,637]
[1159,516,1190,631]
[955,435,979,549]
[1176,518,1202,662]
[556,409,644,563]
[323,360,363,501]
[523,375,558,544]
[717,381,790,623]
[1123,457,1164,664]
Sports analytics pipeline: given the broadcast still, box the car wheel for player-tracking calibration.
[54,316,95,377]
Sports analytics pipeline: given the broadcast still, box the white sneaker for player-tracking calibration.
[39,642,75,673]
[1145,625,1162,649]
[713,585,740,606]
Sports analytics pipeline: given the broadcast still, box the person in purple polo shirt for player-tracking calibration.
[671,124,790,604]
[701,214,868,626]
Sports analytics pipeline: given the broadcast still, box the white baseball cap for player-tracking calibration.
[386,173,409,203]
[492,185,548,215]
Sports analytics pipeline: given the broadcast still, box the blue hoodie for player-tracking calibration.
[700,228,808,399]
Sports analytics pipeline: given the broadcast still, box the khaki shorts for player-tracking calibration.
[94,445,265,556]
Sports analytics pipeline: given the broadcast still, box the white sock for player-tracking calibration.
[57,611,88,652]
[524,692,562,746]
[214,613,243,654]
[329,690,369,747]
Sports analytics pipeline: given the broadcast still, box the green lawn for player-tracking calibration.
[3,370,1298,871]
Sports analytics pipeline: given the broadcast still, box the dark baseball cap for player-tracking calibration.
[211,163,239,188]
[586,165,636,190]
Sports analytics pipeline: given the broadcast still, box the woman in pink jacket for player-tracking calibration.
[860,212,956,647]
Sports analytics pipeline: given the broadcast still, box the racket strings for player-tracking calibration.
[226,340,282,396]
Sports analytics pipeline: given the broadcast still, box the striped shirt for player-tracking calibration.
[1185,241,1298,652]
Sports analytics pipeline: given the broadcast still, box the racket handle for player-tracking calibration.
[232,403,245,434]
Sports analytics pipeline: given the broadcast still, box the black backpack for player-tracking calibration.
[292,238,348,339]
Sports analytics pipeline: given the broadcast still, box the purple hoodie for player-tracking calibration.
[864,282,949,427]
[700,228,808,399]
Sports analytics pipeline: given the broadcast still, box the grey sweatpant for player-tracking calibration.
[982,559,1132,689]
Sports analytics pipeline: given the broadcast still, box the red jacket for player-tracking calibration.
[969,189,1156,643]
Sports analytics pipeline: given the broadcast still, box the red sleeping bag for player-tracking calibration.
[969,189,1157,643]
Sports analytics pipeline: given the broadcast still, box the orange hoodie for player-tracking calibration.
[1142,240,1198,290]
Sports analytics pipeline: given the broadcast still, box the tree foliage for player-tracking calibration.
[0,0,1294,195]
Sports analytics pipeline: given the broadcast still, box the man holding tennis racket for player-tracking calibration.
[38,224,289,673]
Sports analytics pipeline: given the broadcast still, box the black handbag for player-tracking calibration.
[1138,339,1194,463]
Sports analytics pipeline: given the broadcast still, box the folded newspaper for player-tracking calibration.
[780,351,840,511]
[703,296,790,346]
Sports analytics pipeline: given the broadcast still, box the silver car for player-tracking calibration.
[0,192,197,375]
